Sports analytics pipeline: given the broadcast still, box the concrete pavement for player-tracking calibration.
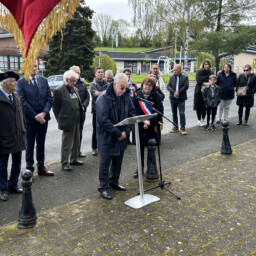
[1,113,256,255]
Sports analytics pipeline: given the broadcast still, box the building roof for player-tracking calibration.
[101,51,195,61]
[0,33,13,38]
[138,46,172,53]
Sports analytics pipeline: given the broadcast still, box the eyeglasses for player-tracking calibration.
[68,79,77,83]
[243,69,249,71]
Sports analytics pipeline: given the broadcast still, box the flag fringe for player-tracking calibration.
[0,0,80,80]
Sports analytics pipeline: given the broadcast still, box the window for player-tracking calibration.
[10,56,19,70]
[124,61,137,74]
[141,61,150,74]
[0,56,8,70]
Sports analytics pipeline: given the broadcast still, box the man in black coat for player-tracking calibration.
[0,71,26,201]
[70,66,90,157]
[167,64,189,135]
[96,73,135,200]
[53,70,84,172]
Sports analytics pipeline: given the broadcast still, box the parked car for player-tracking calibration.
[47,75,64,89]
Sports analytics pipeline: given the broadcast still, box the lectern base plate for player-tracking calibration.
[125,194,160,209]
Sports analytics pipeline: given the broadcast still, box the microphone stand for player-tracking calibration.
[143,105,181,200]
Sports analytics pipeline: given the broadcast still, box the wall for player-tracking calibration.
[234,52,256,74]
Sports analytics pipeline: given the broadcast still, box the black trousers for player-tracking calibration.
[238,105,250,121]
[98,151,124,191]
[206,106,217,125]
[92,113,97,150]
[26,121,48,172]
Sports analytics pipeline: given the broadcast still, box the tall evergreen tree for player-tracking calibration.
[44,1,95,81]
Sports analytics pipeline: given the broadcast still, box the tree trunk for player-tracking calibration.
[215,56,220,74]
[184,25,190,74]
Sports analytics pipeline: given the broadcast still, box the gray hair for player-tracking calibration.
[0,78,10,88]
[114,73,128,84]
[105,69,113,76]
[63,70,79,81]
[70,65,80,71]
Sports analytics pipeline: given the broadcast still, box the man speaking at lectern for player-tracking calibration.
[96,73,135,200]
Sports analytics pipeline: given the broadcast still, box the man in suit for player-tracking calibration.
[70,66,90,157]
[52,70,84,172]
[0,71,26,201]
[17,61,54,178]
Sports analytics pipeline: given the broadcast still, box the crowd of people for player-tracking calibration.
[0,59,256,201]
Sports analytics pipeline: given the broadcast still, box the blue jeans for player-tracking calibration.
[98,151,124,191]
[170,98,186,128]
[0,152,22,192]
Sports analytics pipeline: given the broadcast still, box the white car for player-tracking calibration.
[47,75,64,89]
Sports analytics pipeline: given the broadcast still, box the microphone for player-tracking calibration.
[136,95,154,106]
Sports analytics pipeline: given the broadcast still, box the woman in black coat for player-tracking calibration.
[194,59,214,126]
[133,77,163,181]
[236,64,256,125]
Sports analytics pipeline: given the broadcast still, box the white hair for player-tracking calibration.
[0,78,10,88]
[70,65,80,71]
[105,70,113,76]
[114,73,128,84]
[63,70,79,81]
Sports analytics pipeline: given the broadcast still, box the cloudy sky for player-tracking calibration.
[86,0,134,21]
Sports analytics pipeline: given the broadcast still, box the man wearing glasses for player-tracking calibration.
[53,70,84,172]
[96,73,135,200]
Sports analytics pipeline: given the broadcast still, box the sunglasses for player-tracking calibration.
[243,69,249,71]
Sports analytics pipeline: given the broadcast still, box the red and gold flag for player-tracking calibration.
[0,0,80,80]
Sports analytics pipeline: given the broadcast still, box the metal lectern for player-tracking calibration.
[115,114,160,209]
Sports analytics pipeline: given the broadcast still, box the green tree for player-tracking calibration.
[92,54,117,75]
[44,1,95,81]
[252,58,256,73]
[194,52,215,69]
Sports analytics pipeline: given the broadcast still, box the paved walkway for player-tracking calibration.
[1,137,256,255]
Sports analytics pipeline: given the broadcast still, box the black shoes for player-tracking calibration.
[61,165,73,172]
[1,191,8,201]
[8,186,23,193]
[100,190,112,200]
[243,120,248,126]
[110,184,126,191]
[92,149,98,156]
[204,125,210,131]
[237,120,242,125]
[70,160,84,166]
[79,152,86,158]
[133,169,144,178]
[211,124,216,131]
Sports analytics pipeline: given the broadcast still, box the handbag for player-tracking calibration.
[236,76,250,97]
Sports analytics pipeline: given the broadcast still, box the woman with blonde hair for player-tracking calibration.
[193,59,214,126]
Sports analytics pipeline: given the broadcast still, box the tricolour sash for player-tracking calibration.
[138,100,153,115]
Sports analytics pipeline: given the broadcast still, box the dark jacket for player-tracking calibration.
[16,76,52,123]
[217,70,237,100]
[96,83,135,156]
[236,73,256,107]
[133,89,163,145]
[167,74,189,100]
[202,85,221,108]
[90,78,108,113]
[52,85,83,131]
[75,78,90,111]
[0,91,26,154]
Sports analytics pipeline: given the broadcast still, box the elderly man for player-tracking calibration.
[17,61,54,178]
[70,66,90,157]
[167,64,189,135]
[0,71,26,201]
[53,70,84,172]
[150,64,165,100]
[96,73,135,200]
[104,70,114,85]
[90,67,108,156]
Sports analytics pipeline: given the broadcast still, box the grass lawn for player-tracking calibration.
[131,72,196,83]
[94,47,154,53]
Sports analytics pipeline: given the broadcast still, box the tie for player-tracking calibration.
[33,78,39,95]
[8,94,14,105]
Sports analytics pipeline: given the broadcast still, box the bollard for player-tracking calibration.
[17,170,37,229]
[221,121,232,155]
[146,139,159,182]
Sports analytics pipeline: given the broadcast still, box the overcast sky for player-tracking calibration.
[86,0,134,21]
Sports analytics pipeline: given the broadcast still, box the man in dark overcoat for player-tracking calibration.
[0,71,26,201]
[52,70,84,172]
[96,73,135,200]
[17,61,54,178]
[70,65,90,157]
